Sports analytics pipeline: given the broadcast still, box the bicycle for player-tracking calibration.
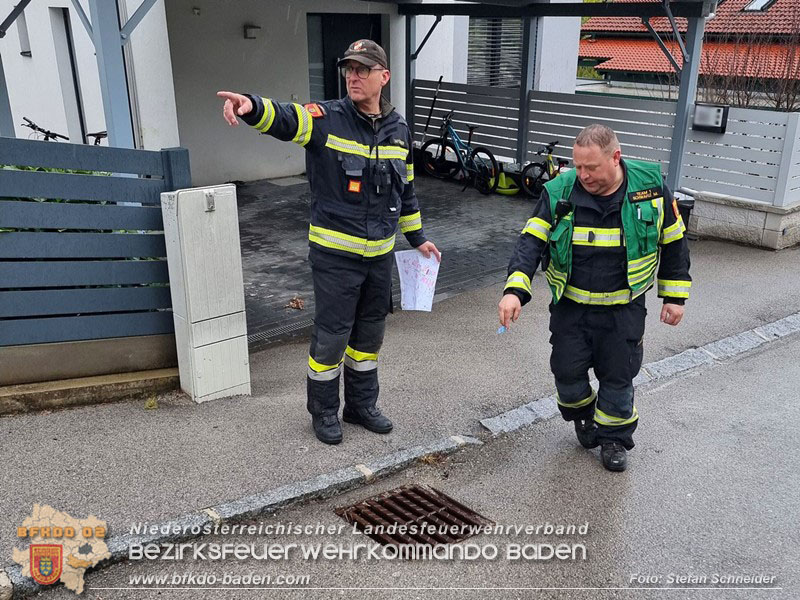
[520,140,569,199]
[21,117,69,142]
[420,110,499,195]
[86,130,107,145]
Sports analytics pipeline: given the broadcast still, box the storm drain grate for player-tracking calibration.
[335,484,493,548]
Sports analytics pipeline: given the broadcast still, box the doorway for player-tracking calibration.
[307,13,382,102]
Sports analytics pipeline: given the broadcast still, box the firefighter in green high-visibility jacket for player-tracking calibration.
[219,40,439,446]
[499,124,691,472]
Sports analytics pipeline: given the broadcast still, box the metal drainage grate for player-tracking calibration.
[335,484,493,548]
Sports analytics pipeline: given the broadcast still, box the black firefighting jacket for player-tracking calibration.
[241,94,426,260]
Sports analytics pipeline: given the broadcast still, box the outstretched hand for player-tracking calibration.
[217,91,253,126]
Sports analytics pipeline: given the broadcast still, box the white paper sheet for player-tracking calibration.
[394,250,441,312]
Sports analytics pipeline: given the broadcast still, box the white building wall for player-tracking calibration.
[0,0,103,143]
[121,0,180,151]
[534,2,580,93]
[1,0,576,185]
[414,15,469,84]
[0,0,177,149]
[165,0,399,186]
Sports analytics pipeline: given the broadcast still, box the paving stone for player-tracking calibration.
[238,177,532,347]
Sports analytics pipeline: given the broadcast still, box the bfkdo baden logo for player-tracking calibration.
[30,544,62,585]
[13,504,111,595]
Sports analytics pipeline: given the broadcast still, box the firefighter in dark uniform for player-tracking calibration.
[498,124,691,472]
[218,40,440,445]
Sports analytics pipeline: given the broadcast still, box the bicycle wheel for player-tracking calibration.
[420,138,460,179]
[469,147,499,194]
[521,162,547,198]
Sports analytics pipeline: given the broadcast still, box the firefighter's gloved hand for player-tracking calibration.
[415,241,441,262]
[498,293,521,329]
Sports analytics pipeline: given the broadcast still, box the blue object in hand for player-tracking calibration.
[497,325,507,334]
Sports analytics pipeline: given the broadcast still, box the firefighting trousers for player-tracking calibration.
[548,296,647,449]
[306,247,393,417]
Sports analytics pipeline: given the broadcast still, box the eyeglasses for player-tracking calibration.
[339,65,384,79]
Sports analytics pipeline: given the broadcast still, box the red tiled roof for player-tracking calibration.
[579,37,800,78]
[582,0,800,36]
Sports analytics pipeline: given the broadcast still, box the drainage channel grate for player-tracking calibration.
[335,484,493,548]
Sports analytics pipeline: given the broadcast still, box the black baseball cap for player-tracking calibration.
[337,39,389,70]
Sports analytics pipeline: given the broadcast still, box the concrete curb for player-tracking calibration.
[3,435,481,599]
[480,310,800,436]
[0,570,12,600]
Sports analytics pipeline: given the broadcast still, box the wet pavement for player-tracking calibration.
[50,331,800,599]
[237,174,534,350]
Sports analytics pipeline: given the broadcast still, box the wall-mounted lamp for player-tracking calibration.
[243,25,261,40]
[692,103,729,134]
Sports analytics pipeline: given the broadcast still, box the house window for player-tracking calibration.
[467,17,522,88]
[742,0,776,11]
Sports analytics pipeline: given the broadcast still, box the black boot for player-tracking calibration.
[311,414,343,445]
[343,405,393,434]
[601,441,627,472]
[574,418,599,449]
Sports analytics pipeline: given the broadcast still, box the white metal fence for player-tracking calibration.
[412,79,800,208]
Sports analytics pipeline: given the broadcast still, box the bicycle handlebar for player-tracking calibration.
[536,140,560,155]
[21,117,69,141]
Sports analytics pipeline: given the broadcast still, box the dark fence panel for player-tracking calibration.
[0,138,190,347]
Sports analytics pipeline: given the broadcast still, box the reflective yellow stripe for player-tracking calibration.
[256,98,276,133]
[345,346,379,362]
[308,224,395,258]
[505,271,532,295]
[545,264,567,287]
[653,197,665,232]
[545,264,568,297]
[572,227,621,247]
[345,344,380,371]
[406,163,414,182]
[658,279,691,298]
[308,355,342,373]
[628,252,658,272]
[325,134,371,157]
[398,211,422,233]
[653,197,664,231]
[661,219,686,244]
[308,355,343,380]
[629,267,656,286]
[557,389,596,409]
[563,285,631,305]
[324,134,408,160]
[376,145,409,160]
[291,104,313,147]
[522,217,551,242]
[594,406,639,427]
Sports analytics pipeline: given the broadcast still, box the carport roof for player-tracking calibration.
[362,1,716,18]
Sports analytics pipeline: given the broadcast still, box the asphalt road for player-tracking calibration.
[52,331,800,600]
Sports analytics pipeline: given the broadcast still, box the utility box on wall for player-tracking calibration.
[161,184,251,402]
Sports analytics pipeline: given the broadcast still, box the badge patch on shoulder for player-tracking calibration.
[348,180,361,193]
[304,103,325,118]
[629,187,660,203]
[672,198,681,219]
